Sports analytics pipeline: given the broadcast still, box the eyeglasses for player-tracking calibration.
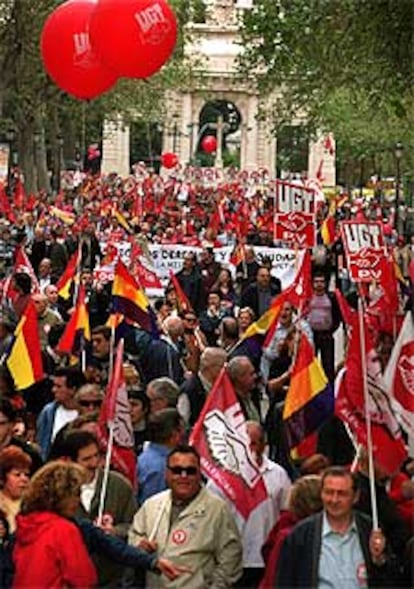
[78,400,102,408]
[167,466,198,476]
[184,317,196,323]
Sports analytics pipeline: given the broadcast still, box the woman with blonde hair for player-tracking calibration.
[259,475,323,588]
[13,461,97,588]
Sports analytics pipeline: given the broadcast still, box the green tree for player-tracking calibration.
[0,0,201,193]
[239,0,414,172]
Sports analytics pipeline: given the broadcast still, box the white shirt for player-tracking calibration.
[81,471,98,513]
[208,455,291,567]
[51,405,78,442]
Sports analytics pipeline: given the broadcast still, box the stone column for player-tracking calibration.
[101,117,130,177]
[308,133,336,186]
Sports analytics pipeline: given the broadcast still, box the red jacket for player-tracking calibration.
[259,510,299,588]
[13,511,97,588]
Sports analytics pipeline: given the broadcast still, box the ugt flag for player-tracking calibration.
[190,367,268,519]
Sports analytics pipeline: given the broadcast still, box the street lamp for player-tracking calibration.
[394,141,403,232]
[55,134,64,193]
[6,127,17,165]
[359,154,365,198]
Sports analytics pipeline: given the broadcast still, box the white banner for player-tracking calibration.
[98,241,302,291]
[148,244,300,289]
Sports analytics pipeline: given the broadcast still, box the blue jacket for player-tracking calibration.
[137,443,170,505]
[75,517,157,570]
[36,401,58,459]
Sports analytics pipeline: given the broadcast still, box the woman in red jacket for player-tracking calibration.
[13,461,97,588]
[259,474,322,588]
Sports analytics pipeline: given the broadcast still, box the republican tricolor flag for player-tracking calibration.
[112,260,156,333]
[283,332,334,449]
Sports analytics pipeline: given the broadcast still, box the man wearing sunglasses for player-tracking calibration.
[129,445,243,588]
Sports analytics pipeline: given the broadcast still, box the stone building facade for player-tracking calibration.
[102,0,335,185]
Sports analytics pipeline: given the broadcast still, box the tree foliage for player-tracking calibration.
[0,0,201,191]
[239,0,414,172]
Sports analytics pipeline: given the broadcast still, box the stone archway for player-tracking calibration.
[194,99,242,167]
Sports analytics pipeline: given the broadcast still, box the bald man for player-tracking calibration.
[132,317,185,385]
[178,347,227,426]
[228,356,261,422]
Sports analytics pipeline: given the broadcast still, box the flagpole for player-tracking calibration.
[97,421,115,526]
[108,324,116,381]
[358,297,379,530]
[73,239,83,303]
[97,337,124,525]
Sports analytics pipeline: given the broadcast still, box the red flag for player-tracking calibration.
[335,308,407,474]
[190,367,268,520]
[383,311,414,419]
[3,246,40,302]
[169,271,193,313]
[13,177,25,209]
[97,340,136,486]
[335,288,356,328]
[129,243,162,290]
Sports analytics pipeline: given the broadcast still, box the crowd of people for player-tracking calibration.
[0,166,413,588]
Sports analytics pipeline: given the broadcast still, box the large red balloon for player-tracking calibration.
[161,152,178,169]
[201,135,217,154]
[90,0,177,79]
[40,0,118,100]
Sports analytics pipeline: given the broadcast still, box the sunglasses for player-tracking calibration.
[78,399,102,408]
[167,466,198,476]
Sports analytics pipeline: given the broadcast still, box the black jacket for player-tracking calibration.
[276,511,403,588]
[240,279,281,318]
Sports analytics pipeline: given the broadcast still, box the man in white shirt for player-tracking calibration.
[208,421,291,587]
[36,367,84,459]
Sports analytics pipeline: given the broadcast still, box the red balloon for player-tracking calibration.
[201,135,217,154]
[40,0,118,100]
[90,0,177,79]
[161,152,178,169]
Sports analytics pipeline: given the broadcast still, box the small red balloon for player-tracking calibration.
[40,0,118,100]
[161,152,178,169]
[90,0,177,79]
[201,135,217,154]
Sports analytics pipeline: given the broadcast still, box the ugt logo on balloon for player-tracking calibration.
[135,2,172,45]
